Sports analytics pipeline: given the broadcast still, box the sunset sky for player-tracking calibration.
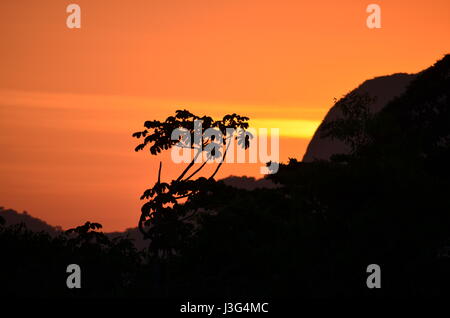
[1,0,449,231]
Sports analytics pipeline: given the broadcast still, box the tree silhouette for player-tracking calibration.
[132,109,251,257]
[320,92,376,161]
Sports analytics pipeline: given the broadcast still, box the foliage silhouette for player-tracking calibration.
[0,219,143,297]
[132,110,251,257]
[320,92,376,162]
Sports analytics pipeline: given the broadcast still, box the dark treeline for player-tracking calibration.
[1,55,450,299]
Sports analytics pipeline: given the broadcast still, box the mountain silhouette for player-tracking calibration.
[0,207,62,235]
[0,206,150,250]
[220,175,277,190]
[303,73,416,162]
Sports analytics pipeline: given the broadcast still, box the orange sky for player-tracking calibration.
[1,0,449,231]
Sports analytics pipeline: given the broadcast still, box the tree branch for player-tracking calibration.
[176,146,203,182]
[184,157,209,181]
[209,135,233,180]
[157,161,162,184]
[138,214,151,239]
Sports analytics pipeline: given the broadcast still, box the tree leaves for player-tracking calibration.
[237,129,253,149]
[133,109,252,257]
[321,92,376,154]
[133,109,251,155]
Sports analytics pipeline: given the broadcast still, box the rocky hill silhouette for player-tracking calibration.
[303,73,416,161]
